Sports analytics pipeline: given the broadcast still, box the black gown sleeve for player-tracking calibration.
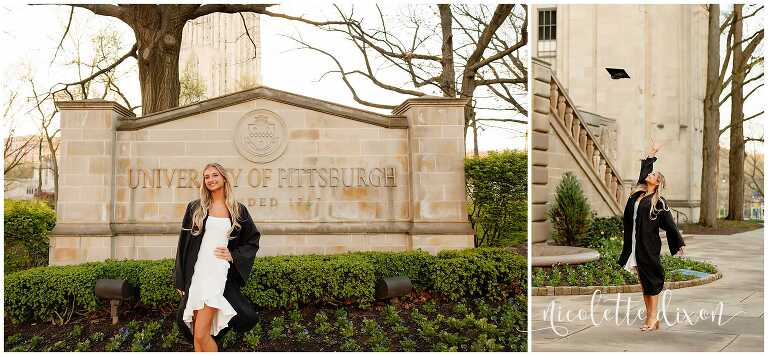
[174,201,194,291]
[658,201,685,256]
[637,156,657,184]
[229,204,261,286]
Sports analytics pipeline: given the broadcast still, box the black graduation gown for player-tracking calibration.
[173,199,261,343]
[617,157,686,296]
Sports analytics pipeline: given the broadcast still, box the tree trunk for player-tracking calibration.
[47,135,59,208]
[437,5,456,97]
[699,4,720,227]
[36,136,43,196]
[127,6,187,114]
[471,112,480,157]
[462,104,477,157]
[727,4,745,220]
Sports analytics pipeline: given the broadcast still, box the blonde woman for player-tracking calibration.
[617,141,686,332]
[173,163,260,351]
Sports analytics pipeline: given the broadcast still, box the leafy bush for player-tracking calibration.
[584,215,623,248]
[4,199,57,273]
[548,172,592,246]
[4,248,526,324]
[465,150,527,247]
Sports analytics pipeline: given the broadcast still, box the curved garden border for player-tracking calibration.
[532,271,723,296]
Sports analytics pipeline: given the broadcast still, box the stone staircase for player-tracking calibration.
[531,58,628,243]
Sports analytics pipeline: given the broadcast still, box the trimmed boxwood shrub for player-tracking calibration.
[4,199,57,273]
[244,254,376,309]
[431,248,527,301]
[4,248,526,324]
[356,250,434,288]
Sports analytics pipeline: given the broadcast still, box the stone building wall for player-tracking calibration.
[179,12,261,100]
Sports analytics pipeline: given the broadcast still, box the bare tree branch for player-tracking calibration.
[239,13,258,59]
[51,6,74,65]
[476,78,526,85]
[465,5,514,71]
[476,117,527,124]
[744,82,764,101]
[720,110,764,135]
[69,4,125,21]
[49,43,137,101]
[292,36,396,110]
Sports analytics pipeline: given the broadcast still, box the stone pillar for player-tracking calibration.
[532,58,553,244]
[50,100,135,265]
[392,97,474,254]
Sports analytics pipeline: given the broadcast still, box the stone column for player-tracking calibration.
[392,97,474,254]
[50,100,134,265]
[532,58,553,244]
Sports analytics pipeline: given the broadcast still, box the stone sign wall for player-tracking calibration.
[50,88,474,265]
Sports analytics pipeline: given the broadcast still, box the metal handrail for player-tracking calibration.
[670,207,689,225]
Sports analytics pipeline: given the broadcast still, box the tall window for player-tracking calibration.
[537,9,557,57]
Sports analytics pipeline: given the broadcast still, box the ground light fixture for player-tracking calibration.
[94,279,138,325]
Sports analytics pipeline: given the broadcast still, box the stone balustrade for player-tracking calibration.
[548,77,626,206]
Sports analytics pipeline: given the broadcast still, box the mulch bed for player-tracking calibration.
[4,291,526,352]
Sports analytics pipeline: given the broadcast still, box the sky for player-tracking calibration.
[0,4,528,153]
[0,4,764,155]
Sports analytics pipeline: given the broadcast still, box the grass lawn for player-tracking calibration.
[680,218,763,235]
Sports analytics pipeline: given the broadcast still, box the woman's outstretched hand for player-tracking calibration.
[648,138,662,157]
[176,289,184,296]
[677,246,685,256]
[214,246,233,262]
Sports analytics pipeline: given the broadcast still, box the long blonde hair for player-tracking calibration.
[629,170,670,220]
[190,163,242,238]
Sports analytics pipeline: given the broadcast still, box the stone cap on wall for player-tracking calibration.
[55,99,135,118]
[116,86,409,131]
[391,96,470,116]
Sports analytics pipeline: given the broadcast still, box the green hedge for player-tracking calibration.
[4,248,526,324]
[465,150,527,247]
[4,199,57,274]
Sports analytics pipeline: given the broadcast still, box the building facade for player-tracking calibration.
[179,12,262,101]
[531,4,708,222]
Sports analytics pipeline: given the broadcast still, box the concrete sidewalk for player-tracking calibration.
[532,228,764,352]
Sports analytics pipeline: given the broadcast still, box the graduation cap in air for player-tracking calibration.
[606,68,630,80]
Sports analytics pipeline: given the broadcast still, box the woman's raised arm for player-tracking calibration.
[637,142,661,184]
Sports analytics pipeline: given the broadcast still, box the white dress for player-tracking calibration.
[624,200,641,273]
[182,216,238,336]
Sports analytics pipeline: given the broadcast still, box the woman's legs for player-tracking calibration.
[193,305,219,352]
[641,294,652,328]
[634,267,652,329]
[635,266,660,330]
[646,294,660,327]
